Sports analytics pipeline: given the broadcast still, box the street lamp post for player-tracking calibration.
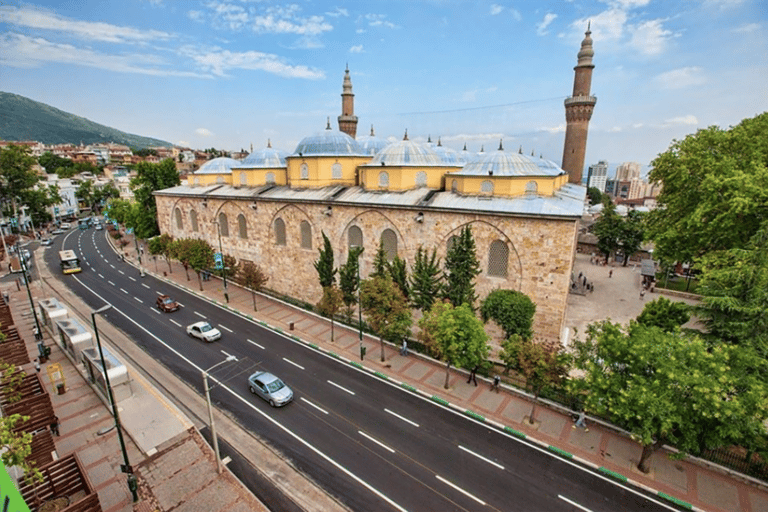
[213,219,229,303]
[134,236,144,277]
[350,246,365,360]
[17,243,43,346]
[203,355,237,474]
[91,304,138,502]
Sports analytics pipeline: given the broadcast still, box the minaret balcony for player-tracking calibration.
[564,95,597,107]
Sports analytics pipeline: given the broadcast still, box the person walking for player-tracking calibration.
[491,375,501,392]
[50,416,60,436]
[572,410,589,432]
[400,339,408,356]
[467,365,478,386]
[608,269,613,278]
[640,288,646,299]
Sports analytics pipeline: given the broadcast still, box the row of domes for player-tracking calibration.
[196,123,564,178]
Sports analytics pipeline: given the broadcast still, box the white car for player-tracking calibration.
[186,321,221,342]
[60,222,71,229]
[41,238,53,246]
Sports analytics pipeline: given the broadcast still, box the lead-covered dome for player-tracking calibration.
[365,130,444,166]
[452,143,563,177]
[239,141,287,168]
[357,125,388,156]
[293,120,365,157]
[195,157,240,174]
[431,137,464,165]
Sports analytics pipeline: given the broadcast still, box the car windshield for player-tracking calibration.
[266,379,285,393]
[200,323,213,332]
[163,298,173,304]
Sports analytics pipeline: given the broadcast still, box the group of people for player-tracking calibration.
[571,271,594,293]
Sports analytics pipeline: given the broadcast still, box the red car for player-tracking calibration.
[156,295,179,312]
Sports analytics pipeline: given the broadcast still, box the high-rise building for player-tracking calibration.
[587,160,608,192]
[615,161,641,181]
[562,25,597,185]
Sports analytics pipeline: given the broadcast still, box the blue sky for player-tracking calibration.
[1,0,766,175]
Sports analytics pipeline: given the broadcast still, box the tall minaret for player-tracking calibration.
[562,25,597,185]
[338,65,358,138]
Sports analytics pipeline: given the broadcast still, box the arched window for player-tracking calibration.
[300,221,312,249]
[238,213,247,239]
[332,163,342,179]
[193,177,200,186]
[378,171,389,188]
[240,172,247,185]
[525,181,538,195]
[481,180,494,194]
[488,240,509,278]
[447,235,458,253]
[451,179,458,193]
[216,176,225,184]
[415,171,427,187]
[266,172,276,185]
[218,212,229,237]
[381,229,397,261]
[300,164,309,180]
[174,208,183,230]
[190,210,199,232]
[274,218,286,246]
[348,225,362,249]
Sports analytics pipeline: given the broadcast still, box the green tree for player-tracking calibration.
[618,210,645,266]
[409,246,442,312]
[38,152,72,173]
[646,113,768,264]
[370,239,389,278]
[18,185,60,228]
[170,238,194,281]
[587,186,603,205]
[513,338,570,425]
[480,289,536,340]
[0,413,41,485]
[360,275,412,362]
[75,180,95,211]
[443,226,481,308]
[418,301,489,389]
[316,285,344,342]
[570,321,768,473]
[130,158,180,238]
[498,334,524,373]
[389,255,409,299]
[313,231,336,288]
[339,246,363,320]
[636,297,690,332]
[238,261,268,311]
[592,199,623,262]
[185,238,215,291]
[0,145,39,218]
[92,183,119,213]
[148,233,174,274]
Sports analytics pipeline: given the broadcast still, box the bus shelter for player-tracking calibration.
[38,297,68,332]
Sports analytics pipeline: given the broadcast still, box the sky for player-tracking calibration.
[1,0,766,177]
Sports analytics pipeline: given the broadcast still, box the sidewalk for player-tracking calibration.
[122,235,768,512]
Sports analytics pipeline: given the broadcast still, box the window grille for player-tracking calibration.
[218,212,229,237]
[216,176,224,184]
[481,180,494,194]
[488,240,509,278]
[451,179,458,192]
[300,221,312,249]
[447,235,458,253]
[266,172,275,185]
[416,171,427,187]
[378,171,389,188]
[381,229,397,261]
[525,181,538,195]
[240,172,247,185]
[175,208,183,230]
[300,164,309,180]
[238,214,247,239]
[275,218,286,245]
[190,210,198,232]
[348,225,362,248]
[332,163,342,179]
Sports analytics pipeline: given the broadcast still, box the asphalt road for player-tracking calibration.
[41,227,683,512]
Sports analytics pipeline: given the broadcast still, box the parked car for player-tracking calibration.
[41,238,53,246]
[156,295,179,312]
[50,228,64,235]
[94,223,103,230]
[247,371,293,407]
[186,321,221,342]
[60,222,71,229]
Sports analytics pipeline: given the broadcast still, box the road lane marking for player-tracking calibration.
[152,309,161,315]
[194,311,206,318]
[458,445,504,470]
[142,284,151,289]
[118,270,125,275]
[169,319,182,327]
[435,475,485,506]
[120,288,128,294]
[558,496,593,511]
[358,431,395,453]
[128,276,136,282]
[98,273,104,279]
[300,397,328,414]
[247,339,264,349]
[283,358,304,370]
[218,324,233,333]
[220,350,237,360]
[134,297,143,304]
[108,281,115,286]
[327,380,355,395]
[156,291,163,295]
[110,265,115,269]
[384,409,419,428]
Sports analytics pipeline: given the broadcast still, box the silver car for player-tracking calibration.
[248,371,293,407]
[186,321,221,342]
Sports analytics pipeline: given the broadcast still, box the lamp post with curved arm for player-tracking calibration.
[213,218,229,303]
[203,355,237,473]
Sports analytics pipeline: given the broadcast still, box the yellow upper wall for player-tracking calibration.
[360,166,456,191]
[232,168,288,187]
[286,155,370,188]
[188,173,232,187]
[446,172,568,197]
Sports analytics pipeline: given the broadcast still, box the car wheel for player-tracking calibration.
[269,399,276,407]
[249,386,255,394]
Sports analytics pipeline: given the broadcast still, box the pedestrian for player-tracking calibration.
[578,271,582,280]
[582,276,587,287]
[608,269,613,278]
[34,358,40,373]
[491,375,501,392]
[640,289,645,299]
[50,416,60,436]
[467,365,478,386]
[572,410,589,432]
[400,339,408,356]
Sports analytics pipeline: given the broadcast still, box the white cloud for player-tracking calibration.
[349,45,364,53]
[0,5,174,43]
[195,2,334,36]
[490,4,504,16]
[629,19,673,55]
[364,14,398,29]
[460,86,498,103]
[572,8,627,43]
[509,9,522,22]
[663,115,698,126]
[608,0,651,7]
[704,0,746,10]
[178,45,325,79]
[539,124,566,134]
[536,13,557,36]
[326,7,349,18]
[195,128,214,137]
[177,140,191,147]
[0,33,209,78]
[733,23,760,33]
[188,10,205,23]
[653,67,706,89]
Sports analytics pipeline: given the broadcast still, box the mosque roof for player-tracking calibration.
[238,142,287,168]
[194,157,241,174]
[431,138,465,165]
[357,126,389,156]
[364,131,447,167]
[293,120,366,157]
[450,144,565,177]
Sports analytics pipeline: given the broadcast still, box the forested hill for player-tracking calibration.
[0,92,171,148]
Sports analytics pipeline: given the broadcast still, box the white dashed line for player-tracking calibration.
[169,319,182,327]
[120,288,128,294]
[142,284,151,289]
[194,311,206,319]
[110,264,115,269]
[134,297,143,304]
[218,325,233,333]
[247,339,264,349]
[435,475,485,506]
[152,309,161,315]
[108,281,115,286]
[458,445,504,470]
[300,397,328,414]
[282,358,304,370]
[558,496,593,512]
[118,270,125,275]
[327,380,355,395]
[385,409,420,428]
[128,277,136,282]
[358,431,395,453]
[98,273,104,279]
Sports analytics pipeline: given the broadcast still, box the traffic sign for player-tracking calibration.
[214,252,223,270]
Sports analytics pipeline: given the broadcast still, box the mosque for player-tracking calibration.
[154,28,597,345]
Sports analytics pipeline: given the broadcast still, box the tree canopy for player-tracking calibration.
[313,231,336,288]
[409,246,442,313]
[480,289,536,340]
[360,275,412,362]
[636,297,690,332]
[339,246,363,319]
[0,145,39,215]
[130,158,180,238]
[443,226,480,308]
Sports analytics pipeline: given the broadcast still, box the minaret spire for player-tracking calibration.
[562,24,597,185]
[338,66,358,138]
